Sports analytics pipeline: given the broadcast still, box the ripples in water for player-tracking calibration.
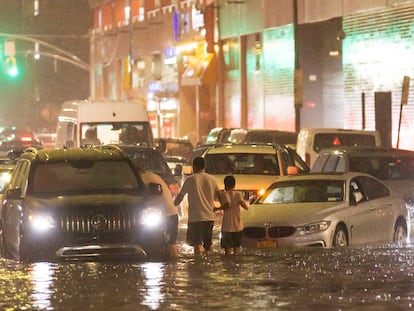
[0,243,414,310]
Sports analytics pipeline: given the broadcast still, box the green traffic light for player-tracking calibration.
[7,65,18,77]
[3,56,20,78]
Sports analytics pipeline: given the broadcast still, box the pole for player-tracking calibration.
[361,92,365,129]
[196,85,200,143]
[293,0,302,133]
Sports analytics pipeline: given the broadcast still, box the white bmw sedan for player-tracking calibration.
[241,172,409,248]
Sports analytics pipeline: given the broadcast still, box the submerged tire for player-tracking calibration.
[393,220,407,245]
[333,224,348,247]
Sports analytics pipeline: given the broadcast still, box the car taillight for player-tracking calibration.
[20,136,33,142]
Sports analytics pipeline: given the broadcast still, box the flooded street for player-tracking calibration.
[1,227,414,310]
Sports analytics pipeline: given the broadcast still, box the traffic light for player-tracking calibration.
[4,56,19,77]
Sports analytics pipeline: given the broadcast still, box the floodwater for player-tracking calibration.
[1,229,414,310]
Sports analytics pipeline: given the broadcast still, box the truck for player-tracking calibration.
[55,100,154,148]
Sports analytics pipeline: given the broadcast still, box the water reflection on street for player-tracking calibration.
[1,241,414,310]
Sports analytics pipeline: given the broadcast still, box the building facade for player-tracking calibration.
[88,0,414,149]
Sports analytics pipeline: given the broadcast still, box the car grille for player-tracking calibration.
[60,207,138,234]
[243,226,295,239]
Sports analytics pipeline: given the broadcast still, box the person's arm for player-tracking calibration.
[214,190,230,212]
[214,202,230,212]
[237,192,248,210]
[174,192,184,206]
[239,200,248,210]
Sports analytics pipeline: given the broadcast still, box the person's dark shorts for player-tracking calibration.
[186,221,214,250]
[221,231,243,249]
[166,214,179,244]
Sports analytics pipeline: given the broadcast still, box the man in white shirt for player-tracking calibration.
[174,157,222,256]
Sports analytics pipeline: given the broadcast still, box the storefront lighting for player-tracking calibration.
[176,42,197,55]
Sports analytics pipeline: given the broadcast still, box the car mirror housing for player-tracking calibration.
[148,182,162,195]
[351,191,364,205]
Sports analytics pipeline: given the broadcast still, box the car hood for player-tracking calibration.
[23,193,148,211]
[242,201,347,227]
[212,174,279,191]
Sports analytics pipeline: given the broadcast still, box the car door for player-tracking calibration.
[357,175,395,241]
[346,177,381,244]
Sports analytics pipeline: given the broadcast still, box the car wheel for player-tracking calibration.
[333,224,348,247]
[393,220,407,245]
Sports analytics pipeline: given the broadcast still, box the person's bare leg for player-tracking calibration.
[194,244,203,256]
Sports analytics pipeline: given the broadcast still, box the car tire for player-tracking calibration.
[333,224,348,247]
[393,220,407,245]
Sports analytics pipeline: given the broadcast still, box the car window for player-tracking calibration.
[354,176,389,201]
[260,180,344,203]
[313,134,377,152]
[28,161,140,195]
[205,153,280,175]
[311,154,329,172]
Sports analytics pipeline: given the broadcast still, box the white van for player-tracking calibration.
[296,128,382,168]
[56,100,154,148]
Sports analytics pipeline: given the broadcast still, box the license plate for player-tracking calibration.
[256,240,277,249]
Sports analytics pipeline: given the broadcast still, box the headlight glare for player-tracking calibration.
[140,208,163,228]
[28,213,55,232]
[298,221,331,235]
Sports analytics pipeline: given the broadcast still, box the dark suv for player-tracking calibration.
[0,146,168,262]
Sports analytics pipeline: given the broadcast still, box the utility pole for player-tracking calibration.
[293,0,302,134]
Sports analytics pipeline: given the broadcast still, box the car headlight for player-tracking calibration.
[297,221,331,235]
[257,188,266,197]
[28,213,56,232]
[140,208,163,228]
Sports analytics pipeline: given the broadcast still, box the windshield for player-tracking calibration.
[80,122,154,147]
[29,161,141,195]
[205,153,280,175]
[258,180,344,203]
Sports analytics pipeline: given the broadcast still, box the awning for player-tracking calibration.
[181,53,216,86]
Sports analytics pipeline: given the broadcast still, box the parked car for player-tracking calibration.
[311,146,414,210]
[202,143,309,202]
[0,146,169,262]
[296,128,382,168]
[111,145,181,199]
[241,172,409,249]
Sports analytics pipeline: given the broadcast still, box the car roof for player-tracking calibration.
[318,146,414,157]
[19,146,127,163]
[203,143,290,155]
[276,171,377,182]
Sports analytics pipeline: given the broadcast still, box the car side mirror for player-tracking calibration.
[148,182,162,195]
[287,166,299,175]
[351,191,363,205]
[5,188,22,200]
